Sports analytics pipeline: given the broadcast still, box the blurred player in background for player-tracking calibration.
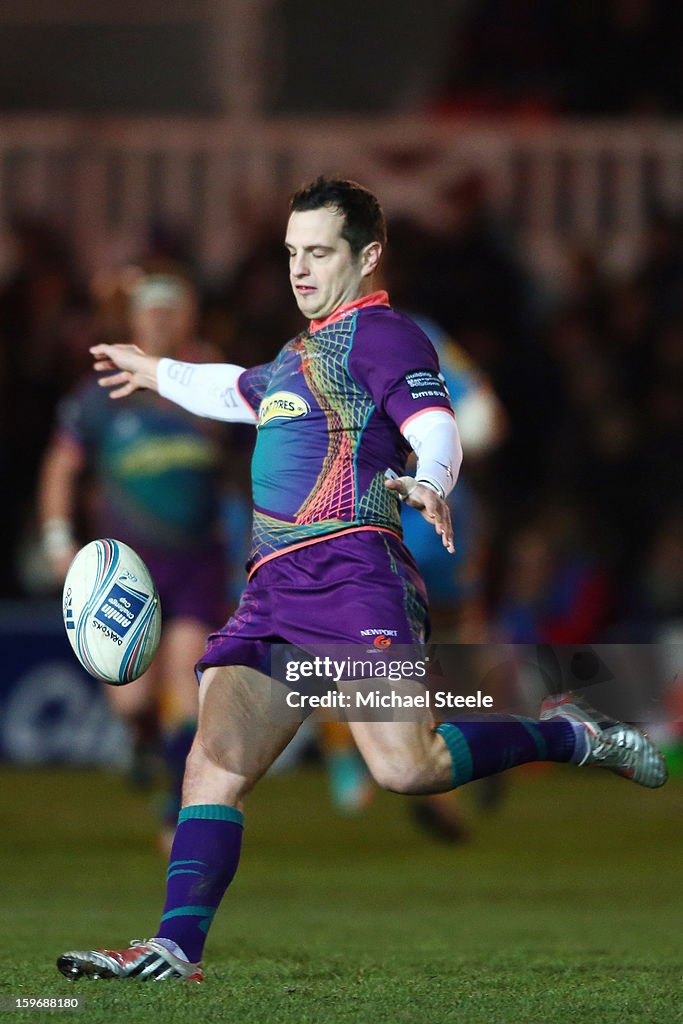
[39,272,228,852]
[56,178,666,983]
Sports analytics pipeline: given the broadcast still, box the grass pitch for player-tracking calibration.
[1,763,682,1024]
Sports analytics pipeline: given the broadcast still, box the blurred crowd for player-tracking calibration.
[433,0,683,119]
[0,177,681,649]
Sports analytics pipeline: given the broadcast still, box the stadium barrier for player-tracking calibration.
[0,601,129,765]
[0,117,682,281]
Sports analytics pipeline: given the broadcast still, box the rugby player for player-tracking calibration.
[57,178,667,983]
[40,273,228,851]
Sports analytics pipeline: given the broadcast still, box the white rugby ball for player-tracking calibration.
[62,539,162,685]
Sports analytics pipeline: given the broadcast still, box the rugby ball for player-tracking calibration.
[62,539,162,685]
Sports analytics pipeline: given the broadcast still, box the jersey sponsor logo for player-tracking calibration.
[404,368,449,401]
[115,437,217,476]
[258,391,310,427]
[360,628,399,638]
[373,634,392,648]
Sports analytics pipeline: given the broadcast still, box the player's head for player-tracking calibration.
[286,177,386,319]
[129,273,196,355]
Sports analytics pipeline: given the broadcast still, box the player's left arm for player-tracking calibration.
[385,409,462,554]
[347,311,462,554]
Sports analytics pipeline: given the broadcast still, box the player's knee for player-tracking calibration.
[368,756,430,795]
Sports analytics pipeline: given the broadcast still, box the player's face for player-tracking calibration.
[285,207,380,320]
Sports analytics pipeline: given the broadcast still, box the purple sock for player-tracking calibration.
[436,714,578,787]
[156,804,243,963]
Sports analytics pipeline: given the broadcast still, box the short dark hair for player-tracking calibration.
[289,176,387,257]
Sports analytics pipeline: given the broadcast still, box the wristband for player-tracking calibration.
[415,477,445,500]
[384,470,444,502]
[42,518,75,559]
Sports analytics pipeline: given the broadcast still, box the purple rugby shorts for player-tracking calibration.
[197,529,429,678]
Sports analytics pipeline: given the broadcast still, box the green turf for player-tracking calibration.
[1,764,682,1023]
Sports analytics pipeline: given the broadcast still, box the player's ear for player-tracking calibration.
[360,241,382,278]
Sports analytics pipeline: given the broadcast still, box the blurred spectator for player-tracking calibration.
[432,0,683,118]
[0,170,676,660]
[0,217,92,596]
[635,510,683,631]
[386,190,555,506]
[432,0,573,117]
[494,509,613,644]
[213,225,302,367]
[405,175,532,354]
[635,210,683,322]
[574,1,683,117]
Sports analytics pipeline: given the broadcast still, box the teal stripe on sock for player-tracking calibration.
[169,859,205,869]
[515,717,548,760]
[167,868,204,880]
[436,723,474,787]
[161,905,217,924]
[178,804,244,827]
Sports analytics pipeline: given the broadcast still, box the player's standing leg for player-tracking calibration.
[57,665,302,981]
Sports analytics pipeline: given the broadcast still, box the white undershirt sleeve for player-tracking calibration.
[401,409,463,499]
[157,358,257,424]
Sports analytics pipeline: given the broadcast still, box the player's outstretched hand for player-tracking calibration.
[90,343,160,398]
[384,476,455,554]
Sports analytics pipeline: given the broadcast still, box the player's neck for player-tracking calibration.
[309,290,390,333]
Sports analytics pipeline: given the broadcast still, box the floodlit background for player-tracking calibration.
[1,1,681,721]
[0,5,682,1020]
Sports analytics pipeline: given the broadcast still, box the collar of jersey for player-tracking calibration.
[309,290,390,333]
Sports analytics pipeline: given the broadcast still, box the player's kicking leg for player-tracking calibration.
[57,665,300,982]
[345,681,667,796]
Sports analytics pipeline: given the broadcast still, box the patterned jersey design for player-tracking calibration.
[239,304,451,573]
[294,319,398,531]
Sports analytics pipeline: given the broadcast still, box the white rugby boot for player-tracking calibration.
[540,691,668,788]
[56,939,203,981]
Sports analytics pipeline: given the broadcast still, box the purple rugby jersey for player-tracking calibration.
[237,291,453,575]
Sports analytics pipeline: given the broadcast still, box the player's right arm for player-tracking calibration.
[90,343,258,424]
